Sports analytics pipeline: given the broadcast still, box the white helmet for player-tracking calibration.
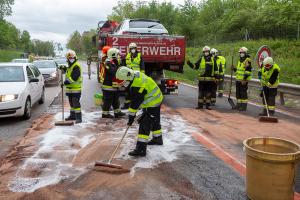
[202,46,211,52]
[263,57,274,66]
[238,47,248,53]
[116,66,135,81]
[129,42,137,49]
[210,48,218,55]
[65,50,77,59]
[107,48,120,59]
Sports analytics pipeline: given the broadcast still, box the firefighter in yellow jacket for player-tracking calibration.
[116,66,163,157]
[258,57,280,116]
[232,47,252,111]
[121,42,145,109]
[63,50,82,123]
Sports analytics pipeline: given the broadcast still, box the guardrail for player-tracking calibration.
[224,75,300,105]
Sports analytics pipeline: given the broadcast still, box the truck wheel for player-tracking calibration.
[97,62,100,83]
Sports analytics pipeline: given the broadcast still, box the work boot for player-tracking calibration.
[65,111,76,121]
[206,103,212,110]
[128,141,147,157]
[121,103,130,109]
[102,114,114,118]
[75,112,82,124]
[218,93,223,98]
[148,135,163,145]
[258,109,267,116]
[196,103,203,109]
[238,103,247,111]
[114,111,126,118]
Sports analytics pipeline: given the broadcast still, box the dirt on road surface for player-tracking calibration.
[0,103,299,199]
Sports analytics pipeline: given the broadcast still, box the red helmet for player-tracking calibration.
[102,46,111,55]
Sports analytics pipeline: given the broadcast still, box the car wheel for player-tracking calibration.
[23,98,31,120]
[39,88,45,104]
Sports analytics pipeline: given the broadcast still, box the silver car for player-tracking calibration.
[114,19,168,35]
[33,60,59,86]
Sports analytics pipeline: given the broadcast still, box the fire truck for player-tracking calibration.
[91,19,186,94]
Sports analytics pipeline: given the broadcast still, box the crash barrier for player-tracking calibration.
[224,75,300,105]
[243,137,300,200]
[94,93,103,106]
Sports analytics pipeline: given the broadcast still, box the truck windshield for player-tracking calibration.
[0,66,25,82]
[129,21,164,29]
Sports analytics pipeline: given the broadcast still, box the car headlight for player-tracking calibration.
[50,71,57,78]
[0,94,19,102]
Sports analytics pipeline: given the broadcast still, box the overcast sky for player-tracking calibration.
[6,0,185,46]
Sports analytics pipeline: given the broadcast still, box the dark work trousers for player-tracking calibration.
[218,78,224,95]
[102,90,120,115]
[66,93,81,114]
[124,87,131,105]
[211,81,217,104]
[236,81,248,105]
[262,86,277,114]
[137,106,162,143]
[198,80,213,106]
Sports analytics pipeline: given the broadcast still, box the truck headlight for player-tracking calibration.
[0,94,19,102]
[50,71,57,78]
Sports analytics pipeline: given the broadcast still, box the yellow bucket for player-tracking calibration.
[94,93,103,106]
[243,137,300,200]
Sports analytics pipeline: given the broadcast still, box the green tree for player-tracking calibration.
[0,0,14,19]
[67,31,83,54]
[82,29,96,55]
[20,30,31,52]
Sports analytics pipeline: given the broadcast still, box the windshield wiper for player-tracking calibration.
[148,24,160,29]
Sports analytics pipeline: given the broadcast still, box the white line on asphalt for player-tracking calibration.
[181,82,300,119]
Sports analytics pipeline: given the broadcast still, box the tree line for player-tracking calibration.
[108,0,300,46]
[66,30,97,56]
[0,0,55,56]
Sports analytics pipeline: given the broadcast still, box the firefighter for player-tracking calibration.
[259,57,280,116]
[187,46,218,110]
[121,42,145,109]
[211,48,226,98]
[99,46,111,84]
[116,66,163,157]
[102,48,125,118]
[232,47,252,111]
[63,50,82,123]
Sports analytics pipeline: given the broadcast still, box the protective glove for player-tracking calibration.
[127,115,135,126]
[186,60,193,68]
[64,79,71,85]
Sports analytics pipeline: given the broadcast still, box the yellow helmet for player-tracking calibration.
[116,66,134,81]
[65,50,77,59]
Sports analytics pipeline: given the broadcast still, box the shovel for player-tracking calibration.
[228,55,236,109]
[259,89,278,123]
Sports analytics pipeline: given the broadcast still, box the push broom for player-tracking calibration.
[94,126,130,173]
[55,69,74,126]
[259,89,278,123]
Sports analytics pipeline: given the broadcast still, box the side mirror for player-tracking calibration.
[29,78,39,83]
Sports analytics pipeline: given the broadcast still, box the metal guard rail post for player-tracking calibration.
[224,75,300,105]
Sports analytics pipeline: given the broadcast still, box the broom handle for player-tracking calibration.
[61,70,65,121]
[262,89,270,117]
[229,55,234,98]
[108,126,130,164]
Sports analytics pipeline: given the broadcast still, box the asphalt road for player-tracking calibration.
[0,84,60,157]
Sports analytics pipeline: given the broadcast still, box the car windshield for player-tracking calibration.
[0,66,25,82]
[12,59,29,63]
[129,21,164,29]
[54,58,67,65]
[33,61,56,68]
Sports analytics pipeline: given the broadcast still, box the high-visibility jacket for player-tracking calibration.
[195,56,218,81]
[128,72,163,116]
[236,57,252,81]
[65,61,82,93]
[217,56,226,77]
[126,52,143,71]
[261,63,280,88]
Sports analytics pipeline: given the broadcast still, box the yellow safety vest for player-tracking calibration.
[65,61,82,93]
[126,52,141,71]
[261,63,280,88]
[236,58,252,81]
